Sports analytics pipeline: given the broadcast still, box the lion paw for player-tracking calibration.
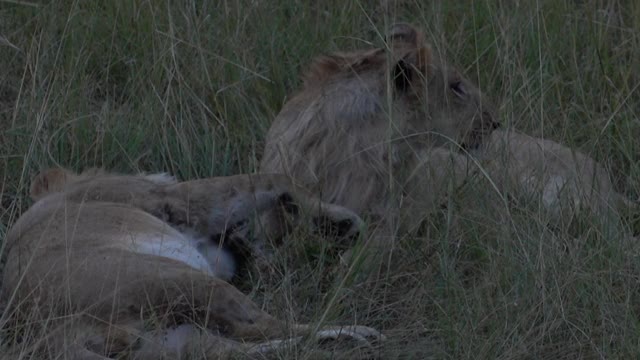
[316,325,385,344]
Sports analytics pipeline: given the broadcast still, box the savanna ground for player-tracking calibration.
[1,0,640,358]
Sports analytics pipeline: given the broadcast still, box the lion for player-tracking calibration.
[1,168,383,359]
[260,23,496,238]
[26,167,364,278]
[467,128,636,223]
[260,22,635,243]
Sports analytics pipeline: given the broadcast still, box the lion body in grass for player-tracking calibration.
[260,24,497,235]
[1,168,381,359]
[261,23,633,238]
[469,129,635,221]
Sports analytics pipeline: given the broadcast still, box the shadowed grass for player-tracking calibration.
[1,0,640,358]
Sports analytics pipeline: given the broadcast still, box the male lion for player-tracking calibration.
[261,23,635,239]
[260,23,497,237]
[1,168,382,359]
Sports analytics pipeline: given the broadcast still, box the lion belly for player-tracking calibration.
[130,233,236,281]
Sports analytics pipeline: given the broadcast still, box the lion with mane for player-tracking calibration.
[261,23,497,237]
[261,23,634,243]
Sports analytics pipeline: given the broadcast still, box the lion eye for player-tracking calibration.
[450,80,466,97]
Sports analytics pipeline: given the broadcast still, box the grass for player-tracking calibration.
[1,0,640,358]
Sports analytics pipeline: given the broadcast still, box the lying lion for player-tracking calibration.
[261,22,634,240]
[468,128,636,222]
[1,168,382,359]
[260,23,496,237]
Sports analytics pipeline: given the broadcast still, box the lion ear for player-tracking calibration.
[30,167,76,201]
[387,23,432,88]
[303,54,345,86]
[387,23,421,47]
[303,49,382,86]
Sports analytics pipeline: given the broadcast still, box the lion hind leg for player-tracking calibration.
[134,324,382,359]
[240,324,384,356]
[314,325,386,342]
[135,324,257,359]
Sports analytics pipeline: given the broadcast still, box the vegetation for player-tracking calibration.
[1,0,639,358]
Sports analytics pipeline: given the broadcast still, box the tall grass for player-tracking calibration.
[1,0,640,358]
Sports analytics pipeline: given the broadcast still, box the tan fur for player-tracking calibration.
[27,168,364,252]
[2,168,382,359]
[260,23,494,231]
[469,129,635,220]
[260,23,634,237]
